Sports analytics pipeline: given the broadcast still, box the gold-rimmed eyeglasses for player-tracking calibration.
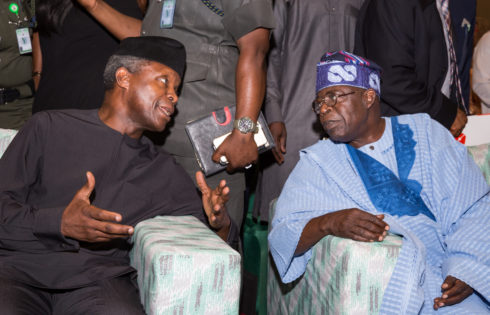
[312,91,357,114]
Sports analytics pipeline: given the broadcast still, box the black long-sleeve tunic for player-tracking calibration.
[0,109,235,289]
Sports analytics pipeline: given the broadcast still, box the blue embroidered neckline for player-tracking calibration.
[347,117,435,221]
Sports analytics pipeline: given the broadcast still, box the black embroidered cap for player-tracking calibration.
[115,36,186,79]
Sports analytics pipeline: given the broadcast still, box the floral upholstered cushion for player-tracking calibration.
[130,215,241,315]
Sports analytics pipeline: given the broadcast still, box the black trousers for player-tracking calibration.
[0,274,145,315]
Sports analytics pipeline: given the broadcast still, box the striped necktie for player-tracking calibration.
[439,0,467,112]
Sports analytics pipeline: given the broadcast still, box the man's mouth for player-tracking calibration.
[157,101,174,118]
[323,119,340,128]
[159,106,172,117]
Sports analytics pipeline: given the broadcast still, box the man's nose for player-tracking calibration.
[167,90,178,105]
[319,103,332,114]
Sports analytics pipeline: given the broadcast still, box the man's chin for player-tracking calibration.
[150,121,168,133]
[326,131,348,143]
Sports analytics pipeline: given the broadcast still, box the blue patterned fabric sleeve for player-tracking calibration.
[269,144,362,283]
[423,116,490,301]
[268,154,321,283]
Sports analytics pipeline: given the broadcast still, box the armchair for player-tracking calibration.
[267,200,402,315]
[267,143,490,315]
[130,215,241,315]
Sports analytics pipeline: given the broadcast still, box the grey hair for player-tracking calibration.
[103,55,151,90]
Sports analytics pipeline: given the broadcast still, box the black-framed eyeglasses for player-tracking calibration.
[312,91,357,114]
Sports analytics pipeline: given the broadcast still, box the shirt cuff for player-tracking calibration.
[33,206,79,251]
[442,256,490,299]
[268,217,312,283]
[226,219,240,251]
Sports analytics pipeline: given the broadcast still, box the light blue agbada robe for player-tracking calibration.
[269,113,490,314]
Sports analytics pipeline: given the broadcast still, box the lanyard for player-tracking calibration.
[200,0,224,17]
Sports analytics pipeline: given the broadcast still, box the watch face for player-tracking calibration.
[238,117,254,133]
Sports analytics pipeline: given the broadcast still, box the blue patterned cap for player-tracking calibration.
[316,51,382,95]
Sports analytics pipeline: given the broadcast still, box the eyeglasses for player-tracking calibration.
[312,91,357,114]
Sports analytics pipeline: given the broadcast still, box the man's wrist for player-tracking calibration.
[233,116,258,134]
[219,214,231,231]
[214,214,231,240]
[231,128,254,140]
[318,213,333,236]
[86,0,99,13]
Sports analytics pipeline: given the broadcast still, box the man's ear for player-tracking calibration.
[115,67,131,89]
[363,89,377,109]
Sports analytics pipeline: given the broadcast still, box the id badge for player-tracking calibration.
[160,0,176,29]
[16,28,32,54]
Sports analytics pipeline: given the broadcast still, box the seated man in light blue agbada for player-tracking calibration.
[268,51,490,314]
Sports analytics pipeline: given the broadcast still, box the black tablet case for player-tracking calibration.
[185,106,275,176]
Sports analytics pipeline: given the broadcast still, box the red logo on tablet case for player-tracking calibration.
[212,106,232,126]
[455,133,466,144]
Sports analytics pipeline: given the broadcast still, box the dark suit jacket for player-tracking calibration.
[450,0,476,106]
[354,0,458,129]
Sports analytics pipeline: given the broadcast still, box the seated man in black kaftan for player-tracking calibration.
[0,36,237,314]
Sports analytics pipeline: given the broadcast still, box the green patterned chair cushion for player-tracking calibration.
[467,143,490,184]
[268,200,402,315]
[268,233,402,315]
[130,216,241,315]
[0,129,17,158]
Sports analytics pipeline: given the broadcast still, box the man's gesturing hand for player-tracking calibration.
[327,209,389,242]
[433,276,474,310]
[61,171,134,242]
[196,171,231,238]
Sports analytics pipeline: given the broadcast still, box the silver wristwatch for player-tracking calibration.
[233,117,258,134]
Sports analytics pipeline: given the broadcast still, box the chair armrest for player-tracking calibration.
[467,143,490,184]
[0,128,18,158]
[130,215,241,315]
[268,199,402,314]
[268,233,402,314]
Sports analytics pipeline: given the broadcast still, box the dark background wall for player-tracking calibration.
[477,0,490,20]
[476,0,490,42]
[477,0,490,22]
